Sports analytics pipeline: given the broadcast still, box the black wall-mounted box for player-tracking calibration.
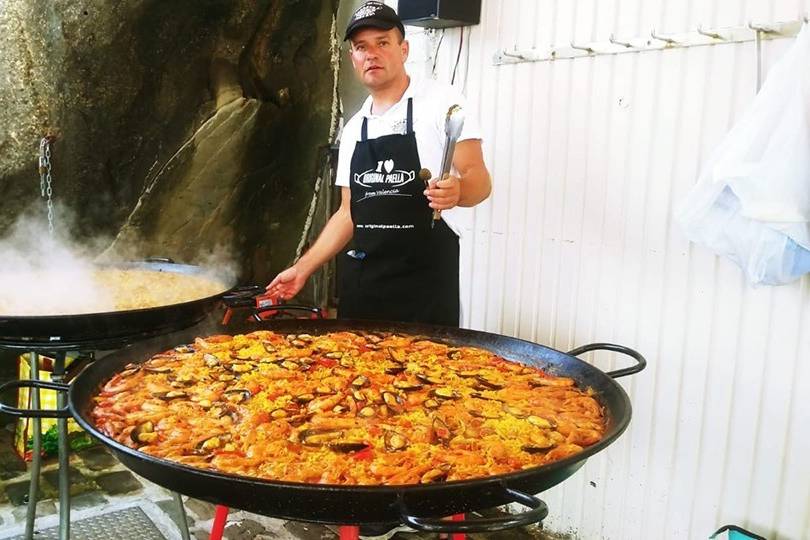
[398,0,481,29]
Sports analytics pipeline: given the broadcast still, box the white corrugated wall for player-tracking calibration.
[396,0,810,538]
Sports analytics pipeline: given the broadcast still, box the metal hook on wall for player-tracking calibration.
[502,49,529,61]
[650,28,679,45]
[608,33,633,48]
[696,25,725,40]
[570,41,594,53]
[748,21,780,34]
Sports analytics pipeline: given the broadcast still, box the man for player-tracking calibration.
[266,1,491,327]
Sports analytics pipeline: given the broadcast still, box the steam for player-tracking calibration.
[0,206,239,316]
[0,211,114,315]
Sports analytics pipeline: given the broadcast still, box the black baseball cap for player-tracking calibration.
[344,1,405,41]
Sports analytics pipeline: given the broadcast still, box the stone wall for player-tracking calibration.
[0,0,339,286]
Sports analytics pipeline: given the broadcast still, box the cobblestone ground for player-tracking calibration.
[0,423,574,540]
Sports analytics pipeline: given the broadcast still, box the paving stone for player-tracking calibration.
[283,520,337,539]
[0,444,26,480]
[11,499,57,522]
[4,480,44,506]
[70,491,108,510]
[185,498,216,521]
[224,518,271,540]
[94,470,143,495]
[76,446,118,471]
[194,530,212,540]
[157,497,196,534]
[42,466,97,496]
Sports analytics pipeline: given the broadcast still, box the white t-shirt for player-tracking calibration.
[335,78,482,236]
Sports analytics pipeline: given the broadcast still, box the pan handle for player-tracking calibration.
[0,380,72,418]
[566,342,647,379]
[399,488,548,533]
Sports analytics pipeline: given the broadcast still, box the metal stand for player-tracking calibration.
[171,492,191,540]
[24,352,42,540]
[52,352,70,540]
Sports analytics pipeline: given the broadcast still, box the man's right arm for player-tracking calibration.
[265,187,353,300]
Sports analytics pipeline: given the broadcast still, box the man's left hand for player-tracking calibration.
[424,174,460,210]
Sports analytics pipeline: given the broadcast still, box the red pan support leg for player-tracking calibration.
[339,526,360,540]
[209,505,229,540]
[451,513,466,540]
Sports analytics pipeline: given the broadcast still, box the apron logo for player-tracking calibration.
[354,159,415,189]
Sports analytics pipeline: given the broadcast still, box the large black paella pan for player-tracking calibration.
[0,318,646,532]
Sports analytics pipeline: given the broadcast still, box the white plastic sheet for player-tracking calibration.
[676,24,810,285]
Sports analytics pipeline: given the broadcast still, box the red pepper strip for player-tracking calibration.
[352,446,374,461]
[315,357,337,368]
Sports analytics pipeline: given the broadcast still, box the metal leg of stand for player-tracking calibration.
[53,352,70,540]
[172,492,191,540]
[24,352,42,540]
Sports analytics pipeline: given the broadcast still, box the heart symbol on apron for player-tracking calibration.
[384,159,394,173]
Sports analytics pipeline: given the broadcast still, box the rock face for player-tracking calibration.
[0,0,338,286]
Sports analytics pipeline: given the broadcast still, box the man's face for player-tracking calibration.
[349,27,408,91]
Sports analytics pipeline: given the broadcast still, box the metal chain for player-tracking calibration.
[38,137,54,236]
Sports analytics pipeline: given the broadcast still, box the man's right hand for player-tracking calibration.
[265,266,307,301]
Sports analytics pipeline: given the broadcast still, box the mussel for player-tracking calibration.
[358,406,376,418]
[174,345,195,354]
[415,373,442,385]
[420,464,451,483]
[468,409,500,419]
[381,392,403,414]
[393,380,423,392]
[118,367,141,378]
[474,375,505,390]
[131,421,157,444]
[152,390,188,400]
[432,417,453,444]
[224,389,251,403]
[351,375,369,388]
[196,435,223,452]
[203,354,220,367]
[294,393,316,404]
[387,347,406,362]
[502,403,528,418]
[384,431,409,451]
[527,416,556,429]
[299,428,344,446]
[469,392,503,402]
[422,399,440,409]
[228,363,254,374]
[431,387,460,400]
[521,433,555,453]
[328,441,369,453]
[281,360,300,370]
[385,365,407,375]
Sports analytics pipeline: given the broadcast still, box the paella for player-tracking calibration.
[91,330,607,485]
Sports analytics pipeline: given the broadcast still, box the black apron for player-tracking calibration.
[339,98,460,326]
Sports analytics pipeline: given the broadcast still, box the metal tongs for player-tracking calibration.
[421,105,465,229]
